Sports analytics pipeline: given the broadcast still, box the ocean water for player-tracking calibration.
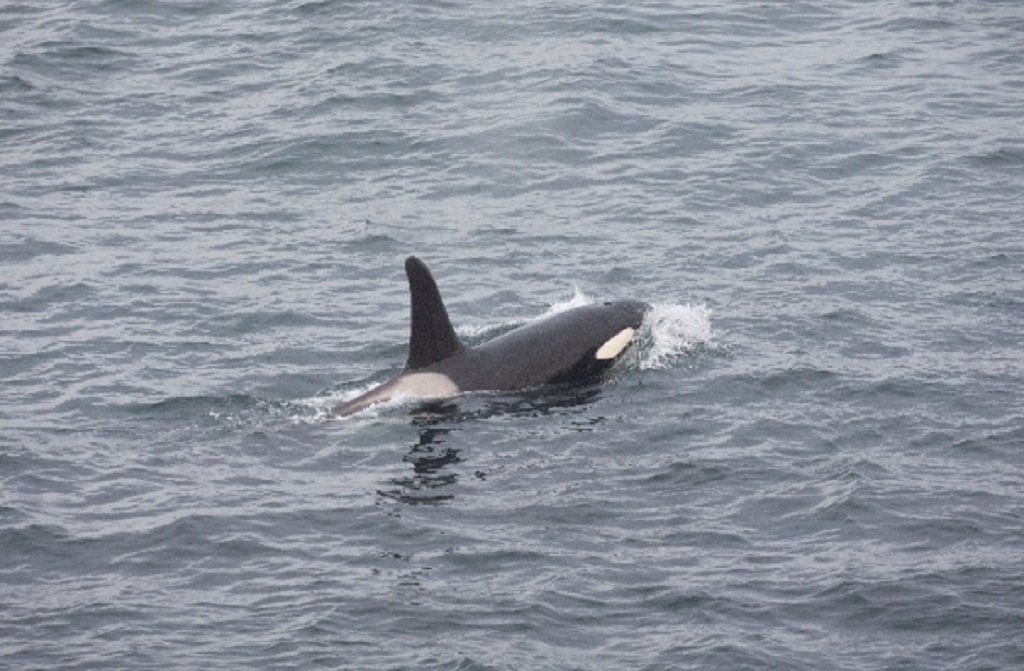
[2,1,1023,669]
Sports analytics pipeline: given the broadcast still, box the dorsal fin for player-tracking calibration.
[404,256,464,370]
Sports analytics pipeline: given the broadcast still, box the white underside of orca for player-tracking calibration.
[334,257,649,417]
[391,372,460,397]
[342,372,460,416]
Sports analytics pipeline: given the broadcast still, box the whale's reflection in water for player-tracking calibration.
[376,384,605,505]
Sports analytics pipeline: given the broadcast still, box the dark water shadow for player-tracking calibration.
[375,384,604,505]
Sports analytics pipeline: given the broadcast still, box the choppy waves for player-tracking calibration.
[2,0,1023,669]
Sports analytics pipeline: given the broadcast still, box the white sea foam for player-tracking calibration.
[639,302,716,370]
[545,286,594,316]
[455,321,504,339]
[297,382,382,421]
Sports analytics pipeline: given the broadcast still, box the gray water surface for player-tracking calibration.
[2,1,1023,669]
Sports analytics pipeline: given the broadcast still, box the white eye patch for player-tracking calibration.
[595,327,636,360]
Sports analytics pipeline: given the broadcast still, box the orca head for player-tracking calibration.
[543,299,649,386]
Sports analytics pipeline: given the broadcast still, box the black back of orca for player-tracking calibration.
[403,255,649,390]
[419,300,649,391]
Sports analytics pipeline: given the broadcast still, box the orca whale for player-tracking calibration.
[333,256,650,417]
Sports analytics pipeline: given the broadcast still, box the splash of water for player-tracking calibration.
[639,303,716,370]
[545,286,593,316]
